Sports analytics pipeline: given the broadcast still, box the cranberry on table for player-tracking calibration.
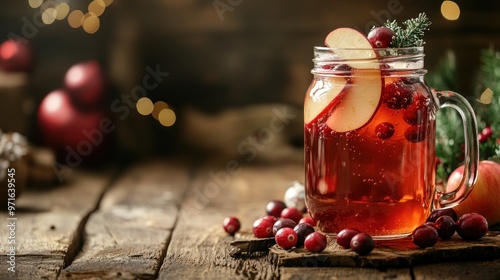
[304,232,328,253]
[293,223,315,248]
[434,215,456,240]
[222,216,241,235]
[281,207,303,224]
[262,215,278,225]
[426,208,458,223]
[336,228,361,249]
[424,221,436,229]
[275,228,298,250]
[412,224,439,248]
[266,200,287,217]
[456,213,488,241]
[272,218,297,236]
[252,217,274,238]
[350,233,375,255]
[299,216,316,227]
[367,26,395,48]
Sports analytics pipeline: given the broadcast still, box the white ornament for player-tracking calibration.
[284,181,306,212]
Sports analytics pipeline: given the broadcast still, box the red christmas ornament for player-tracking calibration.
[64,60,107,108]
[0,39,35,72]
[37,90,114,165]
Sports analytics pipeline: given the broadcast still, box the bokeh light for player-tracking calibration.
[158,109,177,127]
[441,1,460,21]
[102,0,113,7]
[135,99,176,127]
[136,97,154,116]
[152,101,169,120]
[28,0,43,9]
[82,14,100,34]
[89,0,106,17]
[68,10,84,28]
[55,3,70,20]
[41,8,57,25]
[29,0,113,33]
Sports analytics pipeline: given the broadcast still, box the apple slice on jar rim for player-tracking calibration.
[322,27,382,132]
[324,27,380,70]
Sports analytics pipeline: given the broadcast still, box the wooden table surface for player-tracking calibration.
[1,158,499,280]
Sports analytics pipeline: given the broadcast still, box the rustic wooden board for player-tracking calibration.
[412,258,500,280]
[61,159,191,279]
[269,232,500,268]
[0,169,112,279]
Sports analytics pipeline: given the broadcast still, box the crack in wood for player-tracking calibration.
[60,164,129,272]
[152,159,201,280]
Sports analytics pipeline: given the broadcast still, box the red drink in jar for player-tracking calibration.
[304,46,478,239]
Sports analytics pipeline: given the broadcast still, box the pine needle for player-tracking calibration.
[383,13,432,48]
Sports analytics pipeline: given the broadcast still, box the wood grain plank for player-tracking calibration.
[412,259,500,280]
[61,159,191,280]
[0,169,112,279]
[160,206,280,280]
[158,160,303,279]
[280,267,412,280]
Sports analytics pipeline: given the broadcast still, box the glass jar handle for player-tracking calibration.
[434,90,479,209]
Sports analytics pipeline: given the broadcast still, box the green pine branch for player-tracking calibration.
[427,50,465,182]
[430,47,500,182]
[384,13,431,48]
[475,48,500,163]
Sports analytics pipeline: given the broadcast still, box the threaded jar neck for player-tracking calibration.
[311,47,427,77]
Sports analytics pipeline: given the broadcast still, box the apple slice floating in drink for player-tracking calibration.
[326,70,382,132]
[304,77,348,125]
[322,27,382,132]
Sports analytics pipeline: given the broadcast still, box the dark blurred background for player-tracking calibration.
[0,0,499,163]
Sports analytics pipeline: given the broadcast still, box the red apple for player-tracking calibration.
[64,60,107,108]
[37,90,114,166]
[446,160,500,227]
[0,39,35,72]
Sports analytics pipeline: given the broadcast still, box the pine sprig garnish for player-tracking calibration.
[383,13,432,48]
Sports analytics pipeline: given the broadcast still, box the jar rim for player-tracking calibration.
[313,46,424,51]
[313,46,425,59]
[311,46,426,75]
